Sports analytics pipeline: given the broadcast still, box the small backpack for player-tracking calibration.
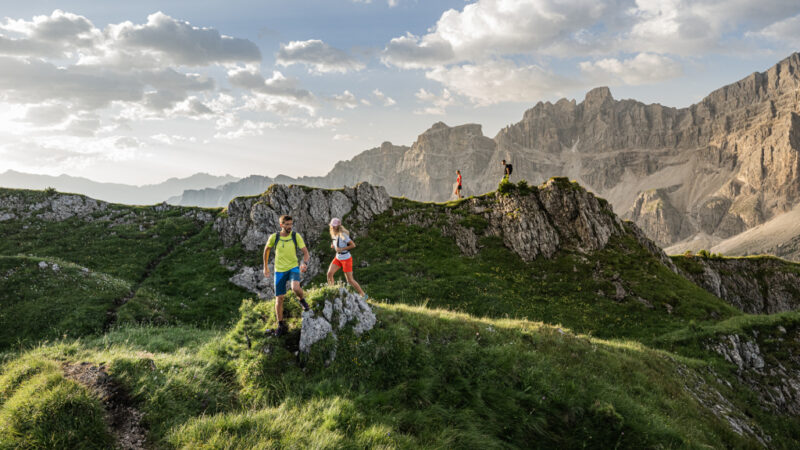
[506,164,513,175]
[270,231,298,250]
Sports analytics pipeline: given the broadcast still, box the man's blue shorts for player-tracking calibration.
[274,266,301,296]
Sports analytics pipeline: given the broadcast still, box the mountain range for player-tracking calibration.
[5,53,799,261]
[0,170,238,205]
[169,53,800,261]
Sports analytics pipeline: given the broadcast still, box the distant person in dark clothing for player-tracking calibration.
[454,170,463,199]
[502,160,513,182]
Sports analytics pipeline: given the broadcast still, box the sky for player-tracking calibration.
[0,0,798,185]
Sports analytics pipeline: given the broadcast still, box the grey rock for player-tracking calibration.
[299,288,377,362]
[706,327,800,416]
[679,257,800,313]
[229,266,273,299]
[38,261,48,269]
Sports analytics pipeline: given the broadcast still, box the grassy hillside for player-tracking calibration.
[1,286,788,449]
[308,196,739,345]
[0,188,253,349]
[0,255,130,349]
[1,185,799,448]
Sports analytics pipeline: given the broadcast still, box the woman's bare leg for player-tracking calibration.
[344,272,365,297]
[327,262,340,285]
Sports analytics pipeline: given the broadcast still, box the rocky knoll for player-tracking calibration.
[677,256,800,314]
[299,287,377,364]
[213,182,391,298]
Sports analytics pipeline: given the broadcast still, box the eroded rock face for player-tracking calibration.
[214,182,391,297]
[299,288,377,363]
[0,191,108,221]
[706,326,800,416]
[627,188,691,247]
[679,257,800,314]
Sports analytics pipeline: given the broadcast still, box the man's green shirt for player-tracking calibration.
[267,232,306,272]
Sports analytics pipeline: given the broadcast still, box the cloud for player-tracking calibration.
[426,59,577,106]
[625,0,800,55]
[114,136,143,148]
[329,90,359,110]
[333,133,356,141]
[98,12,261,67]
[0,10,99,58]
[579,53,683,85]
[1,136,141,171]
[748,13,800,49]
[372,89,396,106]
[381,33,455,69]
[151,134,197,145]
[382,0,800,69]
[228,67,317,115]
[22,103,71,126]
[413,88,453,115]
[276,39,364,73]
[214,119,276,140]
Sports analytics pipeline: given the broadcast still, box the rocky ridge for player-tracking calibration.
[678,257,800,314]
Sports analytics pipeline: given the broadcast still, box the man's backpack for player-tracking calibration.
[506,164,513,175]
[270,231,298,251]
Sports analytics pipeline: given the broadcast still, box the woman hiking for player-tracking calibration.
[326,217,367,299]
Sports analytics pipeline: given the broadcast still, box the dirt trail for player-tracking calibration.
[103,228,203,331]
[62,362,147,450]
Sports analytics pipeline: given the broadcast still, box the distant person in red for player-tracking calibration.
[454,170,463,199]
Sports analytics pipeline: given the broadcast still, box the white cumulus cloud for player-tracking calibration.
[579,53,684,85]
[277,39,364,74]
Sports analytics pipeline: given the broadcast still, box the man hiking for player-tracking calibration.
[263,214,311,337]
[326,218,367,299]
[501,159,513,182]
[454,170,463,199]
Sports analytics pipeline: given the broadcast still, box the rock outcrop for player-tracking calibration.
[0,189,108,221]
[678,257,800,313]
[706,325,800,416]
[299,287,377,364]
[214,182,391,298]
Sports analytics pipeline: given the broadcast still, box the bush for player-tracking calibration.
[516,180,532,195]
[497,179,514,195]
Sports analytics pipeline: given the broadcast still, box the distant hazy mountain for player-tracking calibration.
[0,170,239,205]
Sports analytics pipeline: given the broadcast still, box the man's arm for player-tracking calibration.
[263,244,271,277]
[299,246,310,272]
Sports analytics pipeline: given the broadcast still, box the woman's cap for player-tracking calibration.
[330,218,341,227]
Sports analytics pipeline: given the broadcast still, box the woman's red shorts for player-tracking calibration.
[331,257,353,273]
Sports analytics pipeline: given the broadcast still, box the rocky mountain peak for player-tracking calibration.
[583,86,613,106]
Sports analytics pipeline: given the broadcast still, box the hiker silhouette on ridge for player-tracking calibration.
[454,169,463,199]
[502,159,513,183]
